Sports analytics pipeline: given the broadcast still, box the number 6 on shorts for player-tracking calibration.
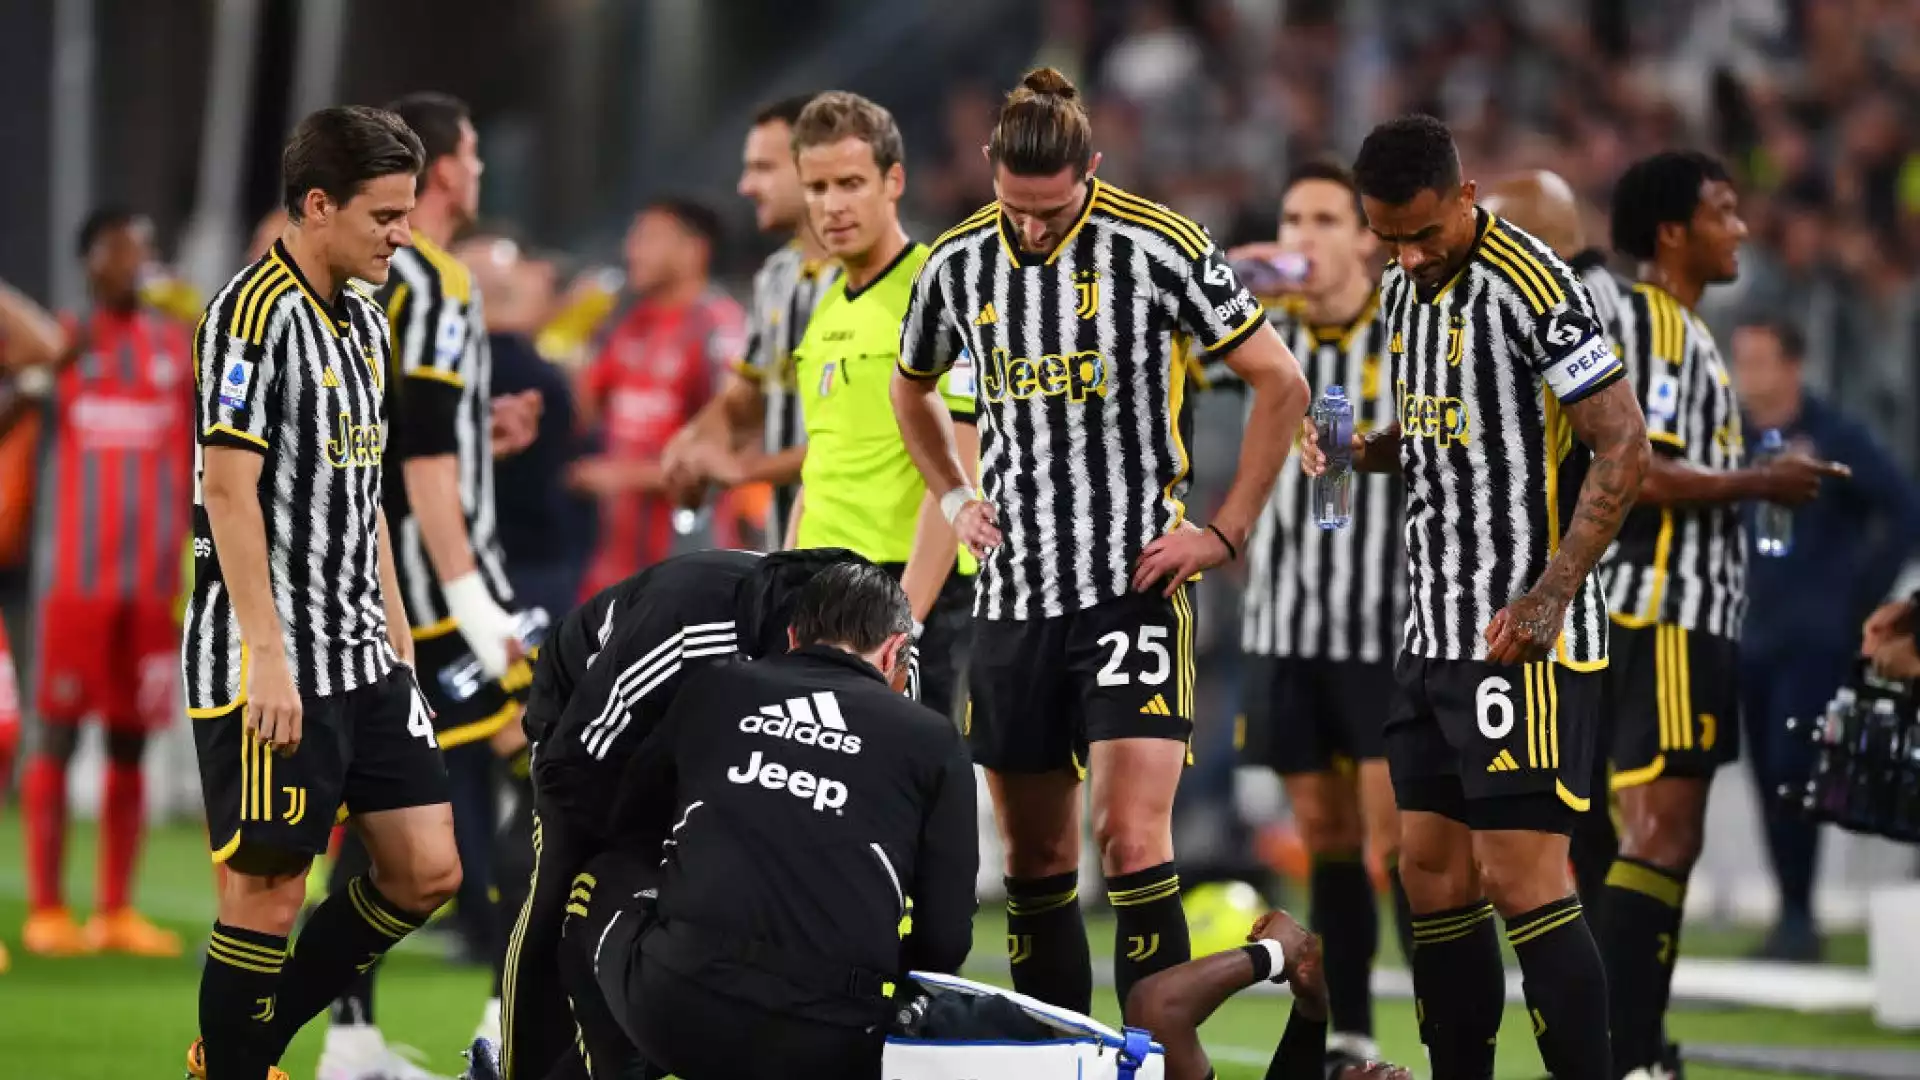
[1476,675,1515,740]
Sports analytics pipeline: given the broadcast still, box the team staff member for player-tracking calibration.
[497,546,860,1080]
[786,91,978,718]
[663,95,839,545]
[893,67,1309,1019]
[11,209,192,959]
[183,106,460,1080]
[1596,152,1844,1079]
[1315,116,1649,1080]
[561,562,976,1080]
[1215,161,1410,1068]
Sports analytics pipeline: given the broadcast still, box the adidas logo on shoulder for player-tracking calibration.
[739,691,863,755]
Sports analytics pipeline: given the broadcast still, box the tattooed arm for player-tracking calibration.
[1485,379,1648,664]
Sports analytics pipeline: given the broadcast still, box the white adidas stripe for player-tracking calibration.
[581,622,738,757]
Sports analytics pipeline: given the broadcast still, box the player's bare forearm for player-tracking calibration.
[1354,422,1403,474]
[1538,380,1648,602]
[1637,452,1757,507]
[890,371,969,495]
[202,447,289,664]
[1131,950,1266,1080]
[782,487,804,551]
[376,509,412,664]
[738,443,807,486]
[718,371,765,435]
[0,280,65,370]
[901,424,980,621]
[1215,325,1309,546]
[402,454,478,583]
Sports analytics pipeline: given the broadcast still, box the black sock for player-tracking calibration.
[1600,859,1686,1073]
[1108,862,1191,1021]
[264,875,428,1060]
[1507,895,1611,1080]
[201,922,288,1079]
[1309,852,1377,1038]
[327,961,379,1026]
[1409,900,1503,1080]
[1385,857,1416,969]
[1005,872,1092,1014]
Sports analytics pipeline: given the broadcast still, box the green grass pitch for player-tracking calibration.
[0,814,1907,1078]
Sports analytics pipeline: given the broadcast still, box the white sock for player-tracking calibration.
[476,996,502,1044]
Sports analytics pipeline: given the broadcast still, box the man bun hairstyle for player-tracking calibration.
[989,67,1094,178]
[1609,150,1731,260]
[791,91,904,174]
[1352,114,1461,206]
[735,548,869,658]
[790,562,913,656]
[386,91,472,196]
[282,105,424,220]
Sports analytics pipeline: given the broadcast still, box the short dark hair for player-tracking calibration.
[989,67,1094,178]
[1285,158,1365,224]
[644,196,724,254]
[282,105,424,221]
[735,548,868,658]
[1608,150,1731,260]
[386,92,471,195]
[76,206,145,257]
[790,562,912,654]
[792,91,905,174]
[1352,114,1461,206]
[753,94,816,130]
[1738,316,1805,363]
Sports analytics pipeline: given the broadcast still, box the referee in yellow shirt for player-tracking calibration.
[785,92,978,717]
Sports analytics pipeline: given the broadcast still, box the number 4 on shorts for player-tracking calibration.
[406,674,439,747]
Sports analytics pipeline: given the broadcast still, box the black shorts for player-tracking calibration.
[413,628,535,748]
[194,666,451,862]
[967,584,1196,775]
[1607,621,1741,788]
[1239,656,1391,775]
[1386,653,1603,834]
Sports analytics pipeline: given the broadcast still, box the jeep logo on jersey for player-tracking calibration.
[725,750,848,813]
[739,691,864,755]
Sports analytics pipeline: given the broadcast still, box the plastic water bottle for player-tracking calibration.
[1230,252,1311,295]
[1754,429,1793,557]
[1311,386,1355,530]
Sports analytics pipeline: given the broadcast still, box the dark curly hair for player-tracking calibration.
[1609,150,1731,260]
[1352,115,1461,206]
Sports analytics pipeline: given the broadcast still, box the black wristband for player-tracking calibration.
[1207,523,1239,562]
[1240,943,1273,982]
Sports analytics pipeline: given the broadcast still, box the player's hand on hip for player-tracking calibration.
[1132,521,1225,597]
[1484,588,1569,665]
[1862,598,1916,657]
[953,498,1003,559]
[1758,451,1849,506]
[1871,635,1920,680]
[245,650,303,755]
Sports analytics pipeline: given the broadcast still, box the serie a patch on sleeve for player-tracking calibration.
[218,358,254,411]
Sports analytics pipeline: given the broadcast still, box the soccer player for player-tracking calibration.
[892,67,1310,1019]
[12,208,193,959]
[662,95,839,546]
[569,201,745,594]
[1226,161,1410,1067]
[1596,151,1843,1080]
[1130,908,1412,1080]
[1317,115,1650,1080]
[308,92,532,1080]
[783,91,978,717]
[183,106,459,1080]
[496,546,861,1080]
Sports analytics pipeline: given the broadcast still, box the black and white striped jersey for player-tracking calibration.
[1570,249,1626,334]
[1384,210,1625,668]
[1241,295,1407,663]
[737,242,840,545]
[378,233,516,634]
[184,241,397,711]
[523,548,758,834]
[898,179,1267,621]
[1601,283,1747,637]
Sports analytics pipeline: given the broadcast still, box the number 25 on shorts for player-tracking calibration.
[1096,627,1171,686]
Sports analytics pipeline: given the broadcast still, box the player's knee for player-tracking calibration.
[218,865,310,935]
[1092,820,1171,876]
[1398,836,1477,908]
[1472,840,1569,917]
[1004,835,1078,879]
[1291,794,1362,855]
[103,730,146,766]
[1620,813,1704,873]
[386,851,464,916]
[37,725,78,764]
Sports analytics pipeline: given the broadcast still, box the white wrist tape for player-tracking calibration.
[911,619,926,642]
[444,571,516,679]
[940,486,976,525]
[14,366,52,400]
[1254,938,1286,983]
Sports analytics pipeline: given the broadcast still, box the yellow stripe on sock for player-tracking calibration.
[207,940,284,975]
[1507,906,1586,947]
[347,878,412,940]
[1111,879,1182,907]
[1008,888,1078,916]
[1606,860,1686,908]
[209,932,286,964]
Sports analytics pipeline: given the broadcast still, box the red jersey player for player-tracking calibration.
[15,209,192,958]
[570,200,744,596]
